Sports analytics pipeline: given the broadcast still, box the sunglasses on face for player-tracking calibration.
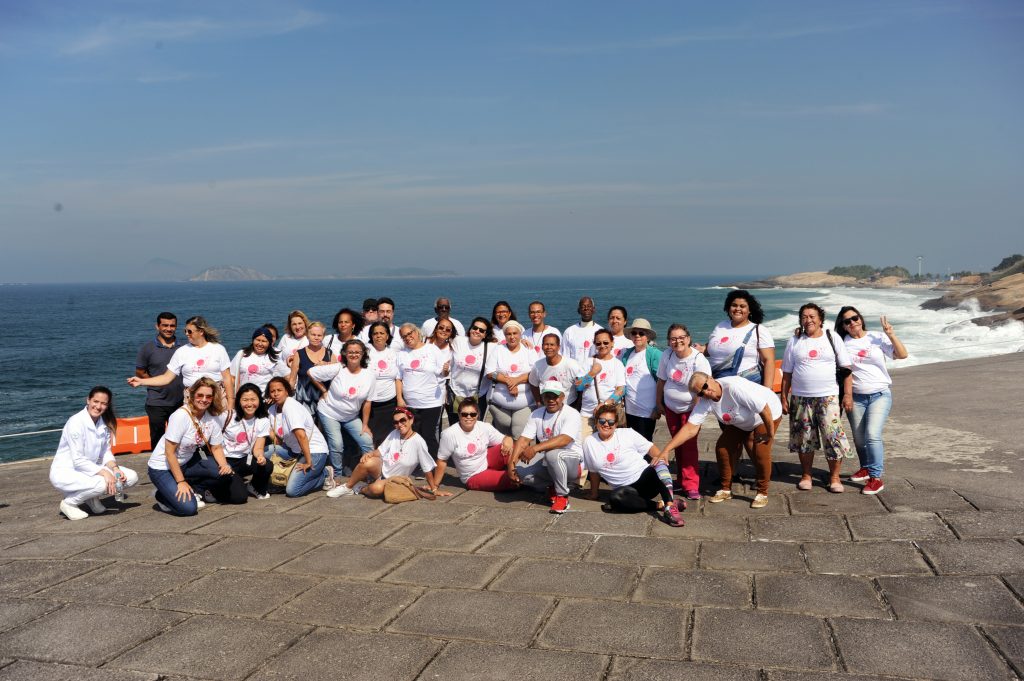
[695,382,709,397]
[392,417,409,426]
[842,315,861,326]
[594,341,611,346]
[459,412,478,418]
[596,418,616,427]
[668,336,688,343]
[470,326,486,333]
[630,330,647,337]
[436,305,450,311]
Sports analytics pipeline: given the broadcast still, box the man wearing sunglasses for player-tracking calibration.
[421,296,466,338]
[507,383,583,513]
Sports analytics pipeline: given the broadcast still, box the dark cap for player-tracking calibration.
[362,298,378,312]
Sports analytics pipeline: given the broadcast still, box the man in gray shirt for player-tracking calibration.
[134,312,184,447]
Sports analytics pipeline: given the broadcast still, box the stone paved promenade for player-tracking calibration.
[1,354,1022,680]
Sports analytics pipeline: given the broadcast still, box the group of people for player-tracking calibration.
[49,291,907,524]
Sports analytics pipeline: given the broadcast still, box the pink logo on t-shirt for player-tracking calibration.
[544,427,552,436]
[465,354,476,365]
[606,452,615,462]
[377,360,388,370]
[248,364,259,374]
[584,340,591,348]
[614,348,622,358]
[410,359,421,369]
[858,349,868,357]
[626,366,634,375]
[722,413,732,423]
[547,376,558,382]
[393,452,400,461]
[809,349,819,359]
[599,372,607,380]
[196,359,205,367]
[671,369,683,382]
[277,426,284,436]
[466,443,477,454]
[720,336,729,344]
[348,386,357,396]
[510,364,518,372]
[235,432,248,444]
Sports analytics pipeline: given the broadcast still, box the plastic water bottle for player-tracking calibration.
[114,477,126,502]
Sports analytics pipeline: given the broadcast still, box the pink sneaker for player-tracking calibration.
[663,503,685,527]
[861,478,885,495]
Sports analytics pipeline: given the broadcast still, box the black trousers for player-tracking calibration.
[626,413,657,442]
[608,466,671,512]
[210,456,274,503]
[409,405,444,456]
[146,403,180,450]
[369,398,398,447]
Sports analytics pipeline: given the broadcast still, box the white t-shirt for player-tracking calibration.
[781,332,852,397]
[51,408,114,477]
[269,397,329,454]
[657,350,712,413]
[437,421,506,483]
[521,405,583,458]
[844,331,895,395]
[367,346,399,402]
[583,428,654,488]
[690,376,782,431]
[528,356,585,397]
[484,344,535,410]
[706,321,774,375]
[624,348,658,417]
[149,408,226,471]
[167,343,231,387]
[230,350,288,393]
[562,322,603,364]
[222,415,270,460]
[397,344,446,408]
[611,335,632,360]
[378,430,436,479]
[522,326,562,359]
[450,337,493,398]
[358,324,404,351]
[308,365,377,422]
[421,317,466,338]
[579,356,627,417]
[276,334,309,362]
[323,335,360,362]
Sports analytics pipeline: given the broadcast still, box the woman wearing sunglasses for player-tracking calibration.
[834,307,908,495]
[583,404,684,527]
[308,339,377,476]
[436,397,516,491]
[450,317,496,416]
[327,406,442,497]
[577,329,625,438]
[618,319,663,441]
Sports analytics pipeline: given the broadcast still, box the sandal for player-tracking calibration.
[828,482,845,494]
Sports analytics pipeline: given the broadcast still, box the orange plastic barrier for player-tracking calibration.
[772,359,783,394]
[111,416,151,454]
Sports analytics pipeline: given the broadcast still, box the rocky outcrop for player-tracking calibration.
[190,266,273,281]
[922,273,1024,325]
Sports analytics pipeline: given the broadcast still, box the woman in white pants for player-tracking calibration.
[49,386,138,520]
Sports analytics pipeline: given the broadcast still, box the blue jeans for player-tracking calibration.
[319,411,374,476]
[268,444,330,497]
[148,452,223,516]
[848,390,892,479]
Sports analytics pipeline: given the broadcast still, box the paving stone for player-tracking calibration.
[248,628,440,681]
[846,511,954,540]
[765,672,915,681]
[0,603,184,665]
[448,488,541,509]
[172,536,317,571]
[803,541,931,576]
[284,495,388,518]
[691,608,833,671]
[0,559,107,596]
[749,515,849,542]
[33,511,136,534]
[634,567,750,608]
[477,529,594,559]
[36,562,201,606]
[538,599,687,657]
[919,538,1024,575]
[608,658,760,681]
[0,659,158,681]
[376,501,475,523]
[701,492,788,515]
[420,641,609,680]
[109,507,236,533]
[1004,574,1024,599]
[548,511,653,536]
[586,535,698,568]
[75,532,218,563]
[383,522,497,551]
[150,569,320,616]
[877,488,976,513]
[942,510,1024,538]
[755,574,888,619]
[189,511,315,538]
[958,491,1024,511]
[877,575,1024,625]
[490,558,637,600]
[275,543,413,580]
[390,589,552,645]
[383,551,510,589]
[109,615,309,680]
[700,541,806,572]
[0,536,30,549]
[832,617,1015,681]
[1,531,123,559]
[650,515,746,540]
[0,599,62,634]
[267,579,422,629]
[287,516,407,545]
[789,491,885,516]
[459,506,554,529]
[986,626,1024,675]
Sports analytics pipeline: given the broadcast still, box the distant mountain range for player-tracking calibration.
[188,265,459,281]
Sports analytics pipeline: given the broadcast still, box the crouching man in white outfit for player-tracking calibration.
[49,387,138,520]
[507,383,583,514]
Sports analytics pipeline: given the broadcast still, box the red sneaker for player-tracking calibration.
[849,467,870,483]
[861,477,885,495]
[550,495,570,514]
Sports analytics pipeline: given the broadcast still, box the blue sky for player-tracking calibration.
[1,0,1021,281]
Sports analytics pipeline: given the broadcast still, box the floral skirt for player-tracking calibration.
[788,395,852,460]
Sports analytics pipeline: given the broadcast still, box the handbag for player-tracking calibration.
[383,475,437,504]
[825,330,853,400]
[269,454,297,488]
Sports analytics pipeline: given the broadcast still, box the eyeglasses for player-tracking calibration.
[459,412,478,418]
[596,418,616,427]
[437,326,453,333]
[436,305,451,311]
[470,326,486,334]
[593,341,611,346]
[630,330,647,337]
[842,315,861,326]
[392,417,409,426]
[668,336,688,344]
[185,329,196,335]
[345,351,363,357]
[400,331,417,339]
[695,382,709,396]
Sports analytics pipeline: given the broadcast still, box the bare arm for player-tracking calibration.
[780,372,793,414]
[127,369,176,389]
[758,347,776,390]
[663,421,700,453]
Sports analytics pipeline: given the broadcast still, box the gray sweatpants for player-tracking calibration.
[516,448,582,497]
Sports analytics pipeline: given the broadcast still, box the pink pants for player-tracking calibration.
[664,407,699,493]
[465,445,518,492]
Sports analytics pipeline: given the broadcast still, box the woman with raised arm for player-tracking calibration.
[484,321,535,438]
[450,317,496,417]
[308,339,377,476]
[396,323,448,455]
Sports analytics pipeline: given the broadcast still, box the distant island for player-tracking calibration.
[189,265,459,281]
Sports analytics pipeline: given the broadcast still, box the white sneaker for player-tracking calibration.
[85,497,107,514]
[322,465,337,491]
[326,483,355,498]
[151,490,173,513]
[194,493,206,509]
[59,500,89,521]
[352,481,368,495]
[246,483,271,500]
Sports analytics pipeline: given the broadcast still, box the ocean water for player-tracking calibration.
[1,276,1021,463]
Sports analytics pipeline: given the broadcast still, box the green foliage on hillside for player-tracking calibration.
[827,265,910,280]
[993,254,1023,272]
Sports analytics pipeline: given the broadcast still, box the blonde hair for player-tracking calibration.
[185,316,220,344]
[307,321,326,333]
[285,310,311,338]
[187,376,226,416]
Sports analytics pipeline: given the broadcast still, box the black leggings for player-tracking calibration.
[369,398,398,447]
[409,405,444,456]
[211,456,274,503]
[626,413,657,442]
[607,466,672,512]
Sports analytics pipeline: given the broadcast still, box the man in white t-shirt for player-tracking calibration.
[358,296,404,350]
[522,300,561,355]
[508,384,583,514]
[527,334,585,404]
[421,297,466,338]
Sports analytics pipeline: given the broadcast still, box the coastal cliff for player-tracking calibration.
[922,273,1024,326]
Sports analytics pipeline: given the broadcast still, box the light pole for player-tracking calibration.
[917,256,923,279]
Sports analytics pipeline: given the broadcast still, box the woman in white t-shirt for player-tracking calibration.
[366,322,400,446]
[327,406,442,498]
[426,318,457,428]
[276,310,311,362]
[656,323,712,500]
[583,404,684,527]
[435,397,515,491]
[702,290,776,389]
[780,303,854,493]
[619,319,663,441]
[308,339,377,476]
[266,377,332,498]
[396,323,449,456]
[230,327,288,395]
[147,377,233,516]
[324,308,364,360]
[576,329,626,435]
[49,386,139,521]
[219,383,274,501]
[128,315,235,411]
[484,321,536,438]
[450,317,496,414]
[606,306,633,359]
[834,306,908,495]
